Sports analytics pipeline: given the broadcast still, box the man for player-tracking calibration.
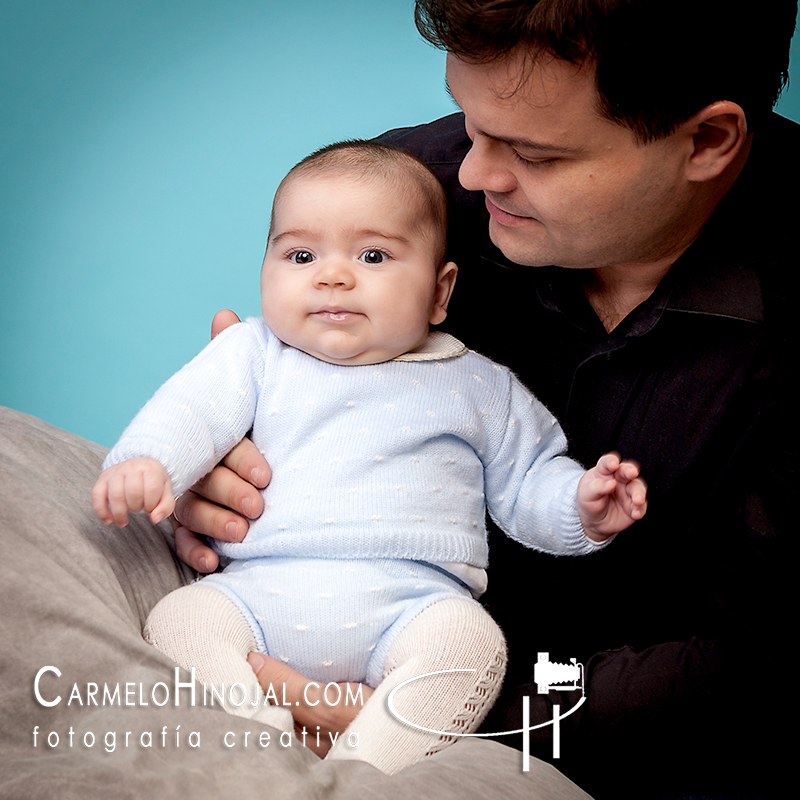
[171,2,797,797]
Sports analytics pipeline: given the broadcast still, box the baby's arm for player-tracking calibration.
[578,452,647,542]
[483,370,647,555]
[92,458,174,527]
[101,320,265,505]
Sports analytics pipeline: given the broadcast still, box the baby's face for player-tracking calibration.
[261,173,454,365]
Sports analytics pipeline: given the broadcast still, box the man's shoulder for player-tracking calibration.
[376,113,505,275]
[705,113,797,282]
[737,113,798,218]
[376,113,470,165]
[765,111,800,143]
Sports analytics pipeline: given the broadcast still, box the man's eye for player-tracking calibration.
[513,151,559,168]
[360,250,387,264]
[289,250,315,264]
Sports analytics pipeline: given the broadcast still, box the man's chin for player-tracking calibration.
[488,224,553,268]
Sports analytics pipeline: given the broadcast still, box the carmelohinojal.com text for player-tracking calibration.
[31,665,364,753]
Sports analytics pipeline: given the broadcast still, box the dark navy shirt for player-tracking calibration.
[380,112,796,798]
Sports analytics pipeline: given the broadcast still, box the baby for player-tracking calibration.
[93,140,646,773]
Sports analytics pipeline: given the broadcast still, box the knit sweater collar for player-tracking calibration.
[393,330,467,362]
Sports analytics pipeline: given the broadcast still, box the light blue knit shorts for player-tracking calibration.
[201,557,475,687]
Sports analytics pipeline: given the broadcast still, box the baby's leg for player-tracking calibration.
[143,583,293,730]
[327,597,506,774]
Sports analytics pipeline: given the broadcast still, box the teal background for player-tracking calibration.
[2,1,799,447]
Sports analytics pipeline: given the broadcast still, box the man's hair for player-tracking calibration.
[416,0,797,140]
[274,140,449,265]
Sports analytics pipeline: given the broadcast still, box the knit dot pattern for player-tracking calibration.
[106,318,601,683]
[203,556,470,685]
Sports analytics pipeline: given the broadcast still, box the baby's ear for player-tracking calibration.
[430,262,458,325]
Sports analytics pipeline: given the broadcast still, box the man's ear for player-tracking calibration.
[683,101,749,182]
[429,261,458,325]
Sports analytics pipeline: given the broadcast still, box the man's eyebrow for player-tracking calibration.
[446,78,581,156]
[493,134,579,155]
[466,120,583,157]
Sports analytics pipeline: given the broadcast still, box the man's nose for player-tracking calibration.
[458,135,517,195]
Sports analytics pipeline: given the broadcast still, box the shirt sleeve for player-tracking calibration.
[103,321,265,496]
[482,372,605,556]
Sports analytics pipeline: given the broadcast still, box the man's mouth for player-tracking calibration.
[484,194,536,226]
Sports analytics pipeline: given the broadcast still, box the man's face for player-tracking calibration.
[446,53,697,271]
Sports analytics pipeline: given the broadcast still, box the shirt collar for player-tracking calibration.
[523,193,766,341]
[530,247,763,351]
[394,330,468,361]
[663,244,763,324]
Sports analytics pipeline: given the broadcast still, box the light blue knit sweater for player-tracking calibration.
[105,318,600,683]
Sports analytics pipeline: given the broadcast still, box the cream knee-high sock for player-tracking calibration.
[326,598,507,774]
[143,583,293,731]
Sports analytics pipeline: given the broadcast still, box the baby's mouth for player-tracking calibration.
[314,309,361,322]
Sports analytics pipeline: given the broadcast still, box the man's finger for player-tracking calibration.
[184,461,263,521]
[222,437,271,491]
[173,490,248,543]
[248,653,309,704]
[211,308,242,339]
[173,523,220,573]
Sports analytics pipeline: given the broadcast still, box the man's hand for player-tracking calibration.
[92,458,174,527]
[247,653,373,758]
[578,452,647,542]
[172,309,271,573]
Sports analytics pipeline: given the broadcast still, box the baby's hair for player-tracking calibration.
[271,140,449,266]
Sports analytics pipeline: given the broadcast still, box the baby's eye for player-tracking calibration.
[289,250,315,264]
[360,249,388,264]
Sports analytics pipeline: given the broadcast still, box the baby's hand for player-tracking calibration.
[578,453,647,542]
[92,458,174,527]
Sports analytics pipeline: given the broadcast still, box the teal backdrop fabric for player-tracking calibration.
[0,0,454,446]
[2,0,799,447]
